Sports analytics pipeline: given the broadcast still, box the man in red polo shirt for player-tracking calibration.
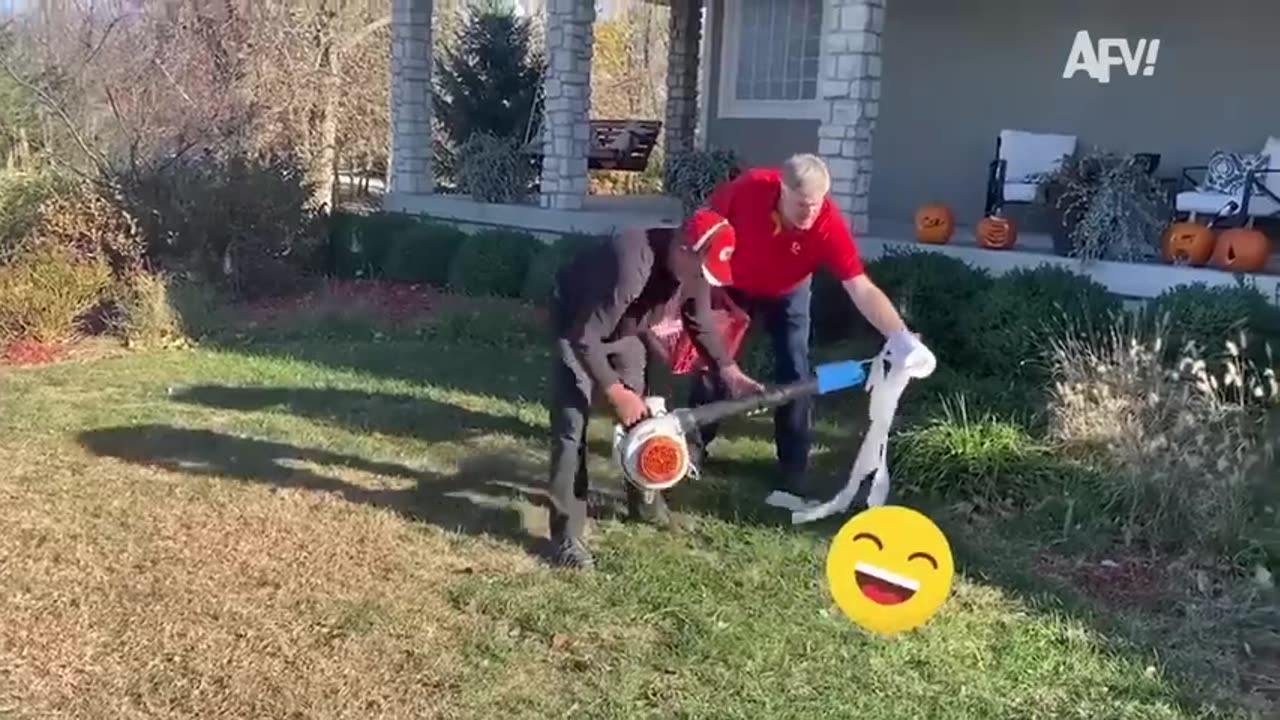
[686,153,935,500]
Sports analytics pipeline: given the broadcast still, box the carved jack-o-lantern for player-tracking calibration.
[1211,228,1271,273]
[976,215,1017,250]
[1161,221,1216,266]
[914,203,955,244]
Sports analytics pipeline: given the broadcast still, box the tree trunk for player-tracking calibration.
[311,33,341,211]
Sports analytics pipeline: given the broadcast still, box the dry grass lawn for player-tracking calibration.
[0,298,1275,719]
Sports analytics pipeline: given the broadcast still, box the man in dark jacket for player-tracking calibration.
[546,209,764,570]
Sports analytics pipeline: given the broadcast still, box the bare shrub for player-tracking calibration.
[108,269,229,349]
[31,182,146,275]
[1047,314,1278,554]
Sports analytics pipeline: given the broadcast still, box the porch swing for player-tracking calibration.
[519,85,663,173]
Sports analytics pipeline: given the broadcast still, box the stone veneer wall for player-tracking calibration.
[387,0,434,196]
[539,0,596,210]
[664,0,702,162]
[817,0,884,233]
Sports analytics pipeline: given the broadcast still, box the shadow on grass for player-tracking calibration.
[166,383,621,465]
[76,424,581,562]
[170,384,545,445]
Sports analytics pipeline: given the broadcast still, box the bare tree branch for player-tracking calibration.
[339,15,390,52]
[0,53,110,179]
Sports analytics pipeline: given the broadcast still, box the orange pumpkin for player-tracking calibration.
[1211,228,1271,272]
[914,203,955,244]
[1161,221,1215,266]
[976,215,1017,250]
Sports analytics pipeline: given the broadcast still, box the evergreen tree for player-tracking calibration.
[433,0,545,185]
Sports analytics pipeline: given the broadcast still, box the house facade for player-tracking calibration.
[382,0,1280,300]
[385,0,883,234]
[703,0,1280,232]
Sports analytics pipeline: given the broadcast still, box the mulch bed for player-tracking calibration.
[2,339,71,367]
[1035,551,1178,612]
[243,279,439,323]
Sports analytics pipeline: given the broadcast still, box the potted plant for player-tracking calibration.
[1034,148,1171,262]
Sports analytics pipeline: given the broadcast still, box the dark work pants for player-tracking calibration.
[547,335,649,540]
[687,276,814,493]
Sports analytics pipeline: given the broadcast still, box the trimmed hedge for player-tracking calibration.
[1144,281,1280,363]
[955,265,1123,380]
[329,210,419,279]
[329,213,1280,386]
[327,211,604,302]
[520,232,605,304]
[383,220,469,287]
[445,228,541,298]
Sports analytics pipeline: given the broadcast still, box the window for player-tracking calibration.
[718,0,826,120]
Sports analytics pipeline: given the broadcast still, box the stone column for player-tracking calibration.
[539,0,596,210]
[664,0,702,163]
[387,0,434,197]
[817,0,884,234]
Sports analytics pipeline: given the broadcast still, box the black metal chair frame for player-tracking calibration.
[1175,166,1280,228]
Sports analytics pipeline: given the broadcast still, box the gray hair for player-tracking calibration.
[780,153,831,196]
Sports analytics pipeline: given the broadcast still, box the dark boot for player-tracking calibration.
[549,511,595,570]
[624,483,697,532]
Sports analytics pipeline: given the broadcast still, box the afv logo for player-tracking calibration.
[1062,30,1161,84]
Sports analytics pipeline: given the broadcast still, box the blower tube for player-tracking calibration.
[670,360,868,434]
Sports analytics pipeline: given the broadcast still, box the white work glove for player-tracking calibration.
[886,329,936,379]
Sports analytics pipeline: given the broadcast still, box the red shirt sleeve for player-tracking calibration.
[818,199,866,280]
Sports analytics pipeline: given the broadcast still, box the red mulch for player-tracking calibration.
[2,339,71,367]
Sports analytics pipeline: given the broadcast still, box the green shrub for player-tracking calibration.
[117,151,325,301]
[900,364,1047,431]
[1144,281,1280,364]
[810,269,867,344]
[0,242,113,344]
[890,396,1101,509]
[382,220,469,287]
[329,210,420,279]
[957,264,1122,379]
[520,232,605,304]
[446,228,539,298]
[862,249,993,358]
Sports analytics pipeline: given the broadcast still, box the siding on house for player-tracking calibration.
[706,0,1280,234]
[703,0,820,167]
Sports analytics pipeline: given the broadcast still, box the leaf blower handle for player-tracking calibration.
[671,360,868,433]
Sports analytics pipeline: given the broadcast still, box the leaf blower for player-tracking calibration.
[612,359,870,503]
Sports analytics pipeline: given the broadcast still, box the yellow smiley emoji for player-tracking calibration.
[825,505,954,636]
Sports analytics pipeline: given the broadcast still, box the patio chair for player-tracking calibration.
[983,129,1078,215]
[1175,138,1280,227]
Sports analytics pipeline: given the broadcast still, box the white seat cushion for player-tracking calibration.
[999,129,1078,182]
[1003,182,1039,203]
[1177,190,1280,217]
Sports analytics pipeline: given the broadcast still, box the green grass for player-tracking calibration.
[0,297,1274,719]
